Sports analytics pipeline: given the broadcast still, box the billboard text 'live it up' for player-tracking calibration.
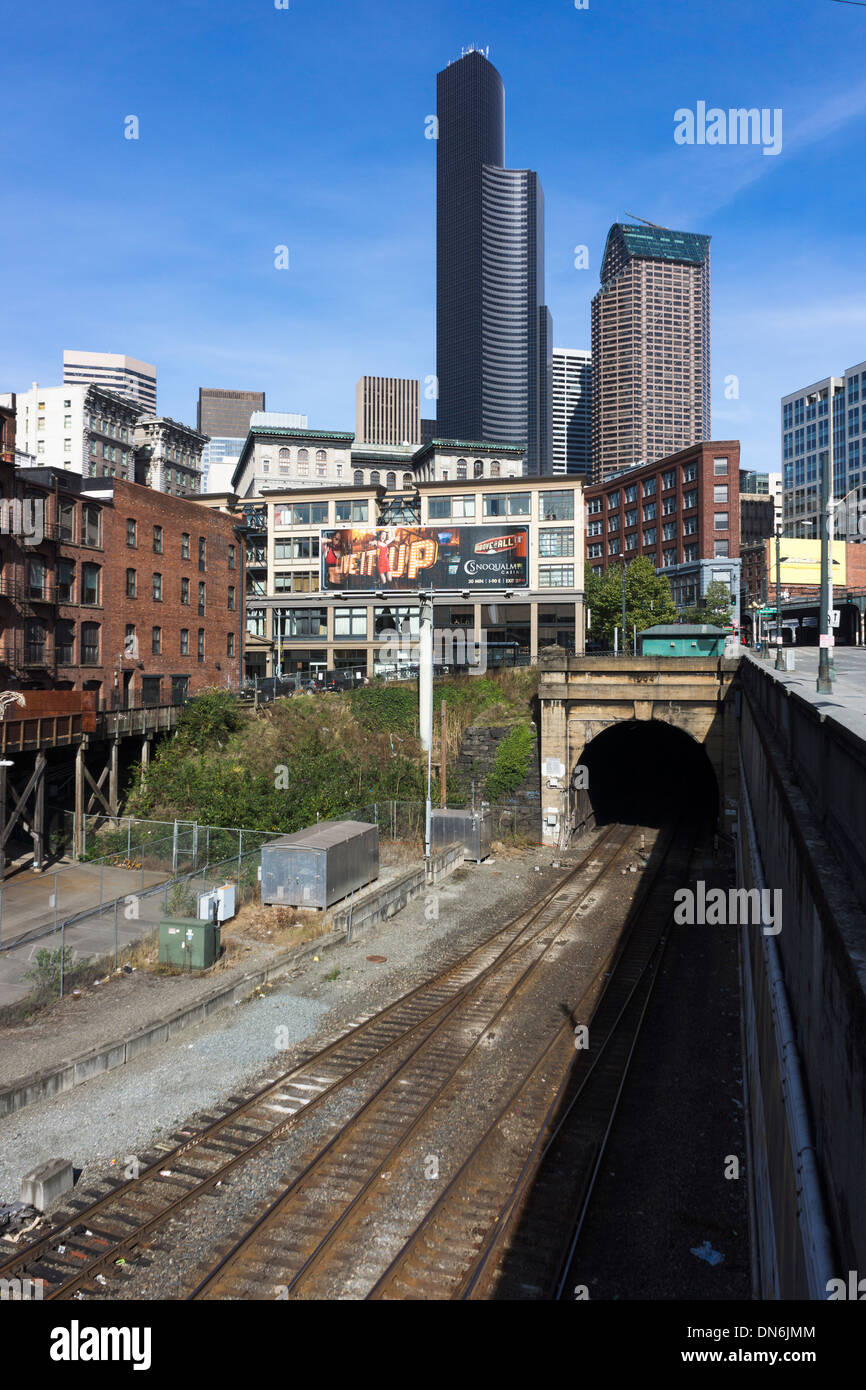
[320,526,529,591]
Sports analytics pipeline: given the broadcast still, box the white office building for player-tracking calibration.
[782,361,866,536]
[63,350,157,412]
[12,382,141,479]
[552,348,591,477]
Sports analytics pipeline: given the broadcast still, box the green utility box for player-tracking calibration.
[158,917,221,970]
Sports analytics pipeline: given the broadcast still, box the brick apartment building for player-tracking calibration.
[0,465,244,706]
[584,441,742,622]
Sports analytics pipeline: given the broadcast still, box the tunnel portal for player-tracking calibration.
[576,719,719,829]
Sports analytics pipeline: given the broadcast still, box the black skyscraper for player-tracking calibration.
[436,49,551,474]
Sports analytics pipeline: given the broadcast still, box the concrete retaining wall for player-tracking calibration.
[739,661,866,1286]
[0,843,465,1120]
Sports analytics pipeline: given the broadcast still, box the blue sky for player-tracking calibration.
[2,0,865,470]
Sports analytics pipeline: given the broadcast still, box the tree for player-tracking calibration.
[584,558,677,650]
[682,580,733,628]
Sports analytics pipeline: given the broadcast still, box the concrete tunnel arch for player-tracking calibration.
[574,718,719,830]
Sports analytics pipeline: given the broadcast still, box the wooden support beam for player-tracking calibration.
[83,762,112,817]
[32,752,46,870]
[0,760,47,849]
[0,762,7,885]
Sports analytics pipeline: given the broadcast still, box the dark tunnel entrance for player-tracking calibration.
[576,719,719,830]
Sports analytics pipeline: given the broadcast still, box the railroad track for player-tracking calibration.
[187,823,650,1300]
[0,822,637,1301]
[367,825,695,1300]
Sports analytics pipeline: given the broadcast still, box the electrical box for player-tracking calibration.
[430,809,491,863]
[197,883,236,923]
[261,820,378,909]
[158,918,221,970]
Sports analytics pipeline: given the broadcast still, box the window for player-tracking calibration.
[714,540,730,557]
[153,525,163,554]
[587,542,603,559]
[82,563,100,605]
[490,460,501,478]
[540,490,574,521]
[624,485,638,503]
[682,463,698,483]
[429,497,452,520]
[153,572,163,601]
[643,502,657,521]
[181,532,190,559]
[643,527,657,547]
[713,457,728,475]
[713,485,729,503]
[386,472,397,491]
[83,506,101,547]
[317,451,327,477]
[662,521,676,542]
[198,629,205,662]
[662,471,676,490]
[310,503,328,525]
[333,607,367,638]
[57,559,75,602]
[714,512,729,530]
[587,497,602,515]
[539,528,574,557]
[662,496,677,515]
[457,459,467,479]
[228,544,235,570]
[683,516,698,536]
[125,567,136,599]
[625,509,638,528]
[58,501,75,542]
[181,577,190,605]
[198,582,206,615]
[483,494,507,518]
[279,447,290,467]
[538,565,575,587]
[82,621,100,665]
[474,460,484,478]
[55,620,74,665]
[607,491,620,509]
[227,632,235,657]
[683,489,698,510]
[282,608,328,638]
[198,538,206,570]
[625,532,638,551]
[152,626,162,655]
[608,514,620,532]
[335,499,369,523]
[228,585,236,611]
[354,470,363,486]
[642,478,657,497]
[180,629,189,655]
[370,471,380,487]
[27,556,45,599]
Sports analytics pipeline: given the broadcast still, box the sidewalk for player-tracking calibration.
[746,647,866,740]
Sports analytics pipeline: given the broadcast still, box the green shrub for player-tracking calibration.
[485,721,535,801]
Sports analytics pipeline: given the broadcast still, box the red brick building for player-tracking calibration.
[584,440,741,619]
[0,465,244,706]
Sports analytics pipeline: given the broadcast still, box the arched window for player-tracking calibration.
[297,456,309,476]
[402,473,414,489]
[386,472,397,491]
[297,448,309,463]
[354,469,363,486]
[316,449,326,463]
[490,459,501,477]
[473,459,484,478]
[278,447,290,463]
[371,471,380,486]
[457,459,467,479]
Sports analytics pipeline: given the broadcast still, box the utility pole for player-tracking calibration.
[818,416,835,694]
[775,527,785,670]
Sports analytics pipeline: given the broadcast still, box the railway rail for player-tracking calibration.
[0,821,639,1301]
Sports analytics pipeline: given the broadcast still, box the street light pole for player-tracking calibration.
[621,560,627,655]
[818,426,834,694]
[775,526,784,671]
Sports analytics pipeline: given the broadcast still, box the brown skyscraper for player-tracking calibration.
[355,377,420,446]
[591,224,710,484]
[197,388,265,439]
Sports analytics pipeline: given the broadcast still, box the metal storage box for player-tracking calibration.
[261,820,378,909]
[197,883,236,923]
[430,809,491,863]
[158,918,221,969]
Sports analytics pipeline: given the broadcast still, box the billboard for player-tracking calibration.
[764,537,846,586]
[320,526,529,592]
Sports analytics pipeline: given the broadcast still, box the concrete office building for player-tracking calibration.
[552,348,592,476]
[197,388,265,439]
[133,416,206,498]
[591,223,711,484]
[63,351,157,412]
[12,383,142,480]
[781,362,866,536]
[201,473,584,681]
[356,377,420,446]
[436,48,552,474]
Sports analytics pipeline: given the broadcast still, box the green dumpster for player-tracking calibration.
[158,918,221,970]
